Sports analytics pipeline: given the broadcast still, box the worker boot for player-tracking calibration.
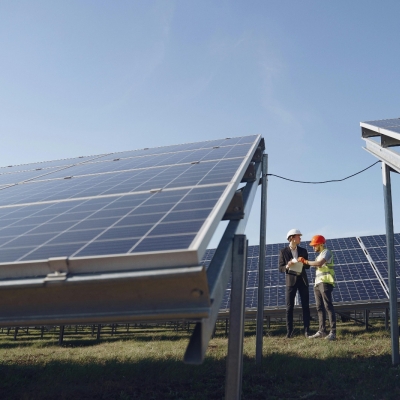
[308,331,327,339]
[304,328,310,338]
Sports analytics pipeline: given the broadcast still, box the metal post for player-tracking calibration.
[382,163,399,365]
[59,325,65,345]
[256,154,268,365]
[96,324,101,341]
[385,308,389,330]
[225,235,248,400]
[365,309,369,331]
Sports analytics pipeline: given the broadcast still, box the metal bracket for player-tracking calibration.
[45,257,69,282]
[362,127,380,138]
[251,146,263,163]
[381,134,400,148]
[241,163,256,182]
[222,191,244,220]
[44,271,68,282]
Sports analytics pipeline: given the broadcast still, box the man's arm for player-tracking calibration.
[302,249,311,270]
[278,249,288,273]
[298,249,325,268]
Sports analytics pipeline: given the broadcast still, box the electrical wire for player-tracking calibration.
[264,160,381,184]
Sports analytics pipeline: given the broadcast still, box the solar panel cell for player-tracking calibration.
[131,235,196,253]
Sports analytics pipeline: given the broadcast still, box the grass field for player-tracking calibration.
[1,318,400,400]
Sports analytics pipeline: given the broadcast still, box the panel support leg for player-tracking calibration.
[59,325,65,345]
[385,308,389,330]
[365,309,369,331]
[382,163,399,365]
[96,324,101,341]
[225,235,247,400]
[256,154,268,365]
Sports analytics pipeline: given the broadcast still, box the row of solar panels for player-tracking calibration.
[202,233,400,310]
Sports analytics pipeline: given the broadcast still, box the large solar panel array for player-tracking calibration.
[202,233,400,312]
[0,135,261,280]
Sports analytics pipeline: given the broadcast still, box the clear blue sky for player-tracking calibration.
[1,1,399,247]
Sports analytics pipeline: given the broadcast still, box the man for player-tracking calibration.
[279,229,311,338]
[298,235,336,341]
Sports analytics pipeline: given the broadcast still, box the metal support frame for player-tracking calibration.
[256,154,268,364]
[184,161,262,364]
[364,309,369,331]
[382,163,399,365]
[385,308,389,330]
[361,121,400,366]
[225,235,248,400]
[59,325,65,345]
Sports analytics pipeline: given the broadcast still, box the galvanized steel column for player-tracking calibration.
[256,154,268,364]
[225,235,248,400]
[382,163,399,365]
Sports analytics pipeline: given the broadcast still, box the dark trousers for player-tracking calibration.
[314,282,336,334]
[285,277,310,334]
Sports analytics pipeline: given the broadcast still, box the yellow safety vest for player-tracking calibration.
[314,249,335,287]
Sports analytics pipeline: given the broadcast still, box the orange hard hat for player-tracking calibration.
[309,235,326,246]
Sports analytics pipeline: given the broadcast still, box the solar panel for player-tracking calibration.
[360,234,400,296]
[0,154,106,175]
[0,135,262,280]
[363,118,400,134]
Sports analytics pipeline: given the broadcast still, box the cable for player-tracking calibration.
[263,160,381,184]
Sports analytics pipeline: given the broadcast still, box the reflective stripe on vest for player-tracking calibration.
[314,250,335,287]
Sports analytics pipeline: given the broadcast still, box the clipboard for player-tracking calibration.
[287,259,303,276]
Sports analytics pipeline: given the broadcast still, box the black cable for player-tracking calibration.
[263,160,381,184]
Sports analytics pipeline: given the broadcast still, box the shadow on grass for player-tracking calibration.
[0,332,194,350]
[1,350,400,400]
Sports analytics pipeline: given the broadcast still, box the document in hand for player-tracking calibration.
[288,258,303,275]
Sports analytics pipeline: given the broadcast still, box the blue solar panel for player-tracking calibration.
[0,158,246,207]
[0,155,105,175]
[333,279,388,302]
[25,143,254,183]
[364,118,400,131]
[0,135,262,278]
[372,261,400,296]
[0,184,229,262]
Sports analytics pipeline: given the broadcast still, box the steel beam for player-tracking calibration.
[256,154,268,364]
[225,235,247,400]
[184,161,262,364]
[0,266,210,327]
[382,163,399,365]
[364,138,400,173]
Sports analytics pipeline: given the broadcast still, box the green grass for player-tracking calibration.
[1,320,400,399]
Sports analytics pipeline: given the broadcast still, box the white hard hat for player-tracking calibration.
[286,229,302,240]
